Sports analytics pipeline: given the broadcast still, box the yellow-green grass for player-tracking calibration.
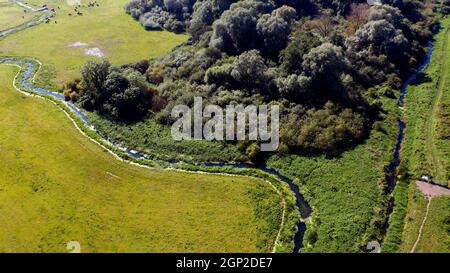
[396,16,450,253]
[413,197,450,252]
[0,2,36,30]
[0,0,188,88]
[0,65,281,253]
[403,16,450,183]
[399,183,428,252]
[401,185,450,252]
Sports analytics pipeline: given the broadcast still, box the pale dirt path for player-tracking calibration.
[410,197,431,253]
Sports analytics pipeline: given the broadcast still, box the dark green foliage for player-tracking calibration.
[79,60,155,121]
[118,0,436,157]
[280,101,365,155]
[246,142,261,161]
[80,59,110,109]
[61,78,82,102]
[125,0,198,32]
[280,30,321,74]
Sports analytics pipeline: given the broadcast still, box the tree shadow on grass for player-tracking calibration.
[409,72,432,86]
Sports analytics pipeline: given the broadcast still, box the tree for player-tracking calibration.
[368,4,405,30]
[80,59,111,109]
[102,85,153,121]
[345,19,409,84]
[79,60,154,121]
[303,12,335,39]
[256,13,290,57]
[345,3,369,36]
[210,7,258,53]
[314,0,366,16]
[280,102,365,154]
[301,43,353,101]
[189,0,234,37]
[230,50,273,95]
[245,142,261,161]
[280,30,321,74]
[276,74,312,102]
[272,5,298,22]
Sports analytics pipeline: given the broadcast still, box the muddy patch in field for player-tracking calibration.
[416,181,450,198]
[67,42,105,57]
[84,47,104,57]
[67,0,81,6]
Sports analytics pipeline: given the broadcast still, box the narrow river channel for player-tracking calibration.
[0,58,312,253]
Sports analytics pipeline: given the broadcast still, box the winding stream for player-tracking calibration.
[1,59,311,253]
[382,32,435,247]
[385,40,434,191]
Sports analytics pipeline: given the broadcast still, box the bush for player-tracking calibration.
[281,102,366,155]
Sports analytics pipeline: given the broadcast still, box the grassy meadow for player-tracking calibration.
[0,1,35,31]
[0,65,282,252]
[388,16,450,253]
[402,16,450,183]
[0,0,188,89]
[399,187,449,252]
[398,184,428,252]
[413,197,450,252]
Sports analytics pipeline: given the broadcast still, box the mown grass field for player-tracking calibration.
[0,1,35,30]
[392,16,450,253]
[0,65,282,253]
[0,0,188,89]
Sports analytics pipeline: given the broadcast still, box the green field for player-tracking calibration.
[0,65,282,252]
[0,1,35,31]
[413,197,450,252]
[403,16,450,184]
[1,0,447,254]
[0,0,188,89]
[399,184,428,252]
[391,16,450,253]
[398,186,449,253]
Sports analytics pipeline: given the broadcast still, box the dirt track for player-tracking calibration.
[415,181,450,198]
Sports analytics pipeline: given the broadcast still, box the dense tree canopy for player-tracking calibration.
[77,60,157,121]
[116,0,438,155]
